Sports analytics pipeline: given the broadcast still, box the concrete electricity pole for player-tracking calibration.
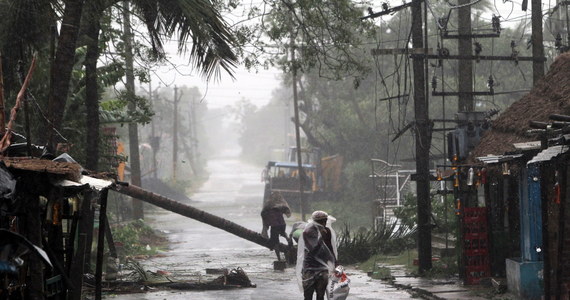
[172,86,182,180]
[412,0,433,273]
[531,0,545,83]
[458,0,474,112]
[290,20,306,222]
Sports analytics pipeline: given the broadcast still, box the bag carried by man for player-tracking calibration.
[327,265,350,300]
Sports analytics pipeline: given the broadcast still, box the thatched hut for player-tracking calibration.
[468,53,570,299]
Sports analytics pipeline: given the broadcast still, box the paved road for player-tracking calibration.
[105,155,414,300]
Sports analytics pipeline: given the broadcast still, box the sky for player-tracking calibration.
[149,54,284,110]
[145,0,540,111]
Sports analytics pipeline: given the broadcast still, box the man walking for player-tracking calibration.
[297,210,337,300]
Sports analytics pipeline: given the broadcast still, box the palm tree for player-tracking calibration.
[44,0,238,152]
[79,0,238,221]
[0,0,237,151]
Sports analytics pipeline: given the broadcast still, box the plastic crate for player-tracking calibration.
[463,207,491,285]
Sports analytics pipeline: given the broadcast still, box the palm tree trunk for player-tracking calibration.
[47,0,85,149]
[113,184,289,250]
[84,2,103,171]
[122,1,144,219]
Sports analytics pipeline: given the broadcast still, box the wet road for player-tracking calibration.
[106,155,415,300]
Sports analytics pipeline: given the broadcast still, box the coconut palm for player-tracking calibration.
[61,0,238,159]
[0,0,237,152]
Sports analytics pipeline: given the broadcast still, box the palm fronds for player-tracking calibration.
[337,218,416,264]
[132,0,237,80]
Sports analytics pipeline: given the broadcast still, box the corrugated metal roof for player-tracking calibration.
[476,154,524,164]
[53,175,113,191]
[527,145,569,165]
[513,141,541,151]
[274,162,314,168]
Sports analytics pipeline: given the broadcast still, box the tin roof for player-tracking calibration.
[527,145,569,165]
[476,154,524,164]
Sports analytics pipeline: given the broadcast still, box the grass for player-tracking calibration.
[358,250,418,273]
[111,219,168,258]
[357,249,459,279]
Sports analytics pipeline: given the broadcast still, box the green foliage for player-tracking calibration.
[112,219,167,257]
[310,198,372,229]
[421,256,459,279]
[99,91,154,125]
[394,193,458,237]
[358,250,418,276]
[341,160,375,203]
[234,0,375,82]
[336,221,416,264]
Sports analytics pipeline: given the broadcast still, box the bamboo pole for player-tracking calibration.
[0,56,37,153]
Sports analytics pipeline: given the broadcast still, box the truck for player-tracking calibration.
[261,147,343,210]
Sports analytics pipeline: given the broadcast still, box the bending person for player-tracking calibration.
[261,191,292,261]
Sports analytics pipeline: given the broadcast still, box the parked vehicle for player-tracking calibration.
[261,147,343,210]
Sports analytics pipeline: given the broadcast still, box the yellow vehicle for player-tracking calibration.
[261,147,343,210]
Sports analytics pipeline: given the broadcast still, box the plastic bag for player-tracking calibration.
[327,266,350,300]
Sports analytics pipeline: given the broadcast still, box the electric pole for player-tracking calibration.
[123,0,143,220]
[458,0,474,112]
[172,85,182,180]
[147,80,160,179]
[412,0,433,273]
[531,0,545,83]
[191,96,199,172]
[291,23,306,222]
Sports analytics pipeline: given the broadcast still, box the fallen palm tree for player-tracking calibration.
[112,183,291,255]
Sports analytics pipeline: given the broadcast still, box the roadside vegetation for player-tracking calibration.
[111,219,168,258]
[331,192,459,278]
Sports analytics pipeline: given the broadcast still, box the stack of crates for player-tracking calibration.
[463,207,491,284]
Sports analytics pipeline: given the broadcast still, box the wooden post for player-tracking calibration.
[104,216,118,280]
[69,192,94,300]
[0,53,5,135]
[25,192,44,300]
[95,189,109,300]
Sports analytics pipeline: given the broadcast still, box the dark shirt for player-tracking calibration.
[261,208,286,227]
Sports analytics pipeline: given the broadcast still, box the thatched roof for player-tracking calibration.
[3,157,82,181]
[470,52,570,159]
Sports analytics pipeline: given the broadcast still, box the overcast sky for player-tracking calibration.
[146,0,539,111]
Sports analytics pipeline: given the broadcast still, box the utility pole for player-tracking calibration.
[291,24,306,222]
[412,0,433,273]
[172,85,182,180]
[147,80,160,179]
[191,96,199,172]
[185,110,198,176]
[531,0,545,83]
[122,1,143,220]
[458,0,474,112]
